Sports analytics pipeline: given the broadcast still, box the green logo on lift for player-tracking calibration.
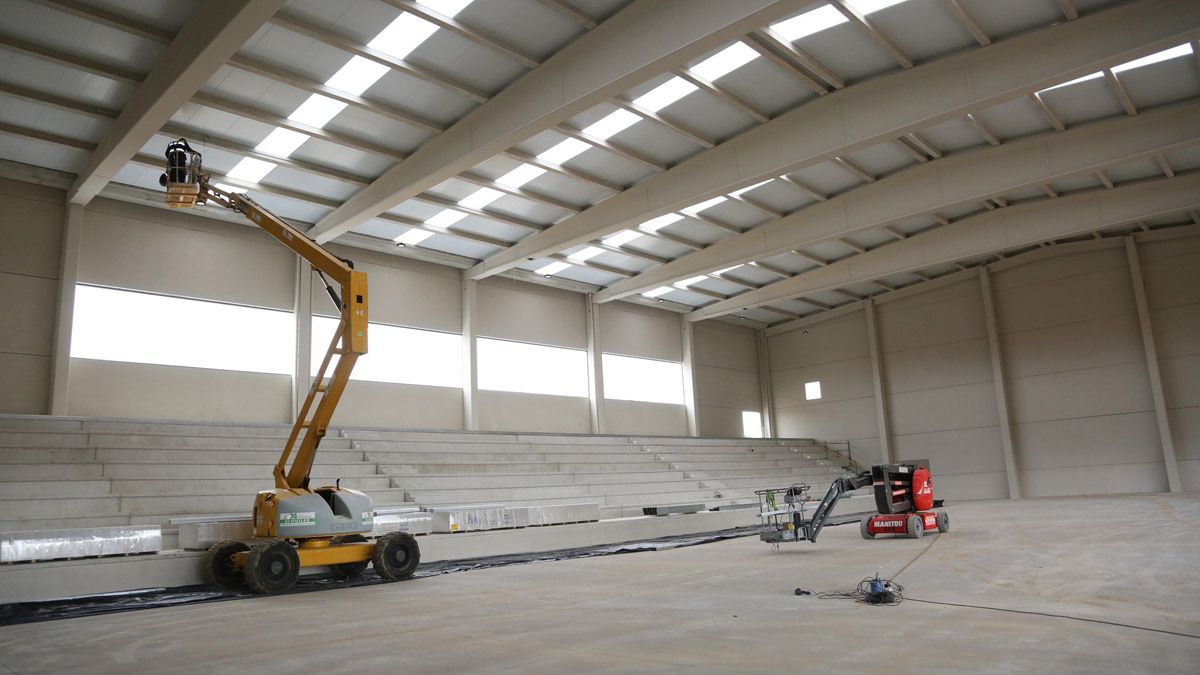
[362,511,374,525]
[279,511,316,527]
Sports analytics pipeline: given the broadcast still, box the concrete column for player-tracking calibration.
[864,300,891,464]
[979,268,1022,499]
[680,318,699,437]
[1124,237,1182,493]
[585,295,606,433]
[49,203,84,415]
[755,329,775,438]
[292,259,313,421]
[461,275,479,431]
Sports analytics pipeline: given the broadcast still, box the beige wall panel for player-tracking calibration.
[79,199,294,310]
[1141,243,1200,310]
[891,426,1006,475]
[698,406,746,438]
[773,357,873,407]
[67,359,291,423]
[0,184,62,279]
[1021,461,1167,497]
[931,471,1010,502]
[600,302,683,361]
[1161,355,1200,409]
[995,264,1136,334]
[475,390,590,433]
[991,247,1125,291]
[1007,362,1152,423]
[604,399,688,436]
[1149,303,1200,358]
[0,272,57,356]
[694,321,758,372]
[695,365,760,410]
[1168,407,1200,460]
[1014,411,1163,470]
[878,290,986,353]
[888,381,998,435]
[774,396,877,442]
[478,278,585,348]
[1179,459,1200,492]
[877,277,979,315]
[1138,235,1200,262]
[313,256,461,332]
[769,312,867,370]
[1003,313,1144,378]
[329,382,463,430]
[0,353,50,414]
[883,338,992,394]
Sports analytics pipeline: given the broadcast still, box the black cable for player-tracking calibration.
[902,598,1200,639]
[814,575,904,606]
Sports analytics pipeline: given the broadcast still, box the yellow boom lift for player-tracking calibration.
[160,138,419,593]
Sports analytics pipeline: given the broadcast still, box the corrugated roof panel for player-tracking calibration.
[792,23,894,84]
[862,0,977,63]
[971,97,1053,141]
[0,49,135,110]
[1103,157,1164,185]
[456,0,585,61]
[841,141,917,180]
[692,49,818,117]
[85,0,199,33]
[289,138,395,178]
[1047,172,1104,195]
[0,94,110,143]
[1037,77,1124,126]
[415,231,494,260]
[955,0,1060,40]
[0,132,89,174]
[1115,55,1200,109]
[1163,144,1200,173]
[4,0,164,74]
[917,116,989,155]
[787,161,861,197]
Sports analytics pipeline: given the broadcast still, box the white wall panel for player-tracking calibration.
[774,396,877,442]
[994,249,1135,333]
[891,426,1006,476]
[694,322,757,372]
[1013,411,1164,470]
[1149,304,1200,359]
[0,353,51,414]
[769,312,867,370]
[1007,362,1153,423]
[1020,461,1167,497]
[698,406,744,438]
[600,302,683,361]
[693,321,760,437]
[1002,314,1145,378]
[1168,407,1200,461]
[0,179,62,278]
[933,471,1010,502]
[883,338,992,394]
[319,243,462,332]
[877,282,987,352]
[694,366,759,411]
[1160,355,1200,409]
[475,390,590,433]
[329,381,463,430]
[0,272,57,357]
[888,381,999,435]
[605,399,688,436]
[477,278,585,349]
[773,357,873,407]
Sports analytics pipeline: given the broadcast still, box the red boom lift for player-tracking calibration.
[860,463,949,539]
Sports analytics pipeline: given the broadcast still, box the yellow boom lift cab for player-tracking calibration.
[160,139,419,593]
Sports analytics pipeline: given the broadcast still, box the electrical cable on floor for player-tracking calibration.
[901,598,1200,639]
[809,574,904,606]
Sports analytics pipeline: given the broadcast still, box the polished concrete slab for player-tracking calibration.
[0,494,1196,674]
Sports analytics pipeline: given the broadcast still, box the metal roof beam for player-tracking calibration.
[536,0,597,30]
[750,28,844,89]
[831,0,913,69]
[0,33,142,83]
[464,0,1200,281]
[385,0,541,68]
[28,0,173,44]
[688,173,1200,320]
[593,100,1200,302]
[942,0,990,47]
[67,0,286,206]
[673,67,770,123]
[612,98,715,148]
[743,32,829,95]
[309,0,812,243]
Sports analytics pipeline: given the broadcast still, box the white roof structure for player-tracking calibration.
[1,0,1198,328]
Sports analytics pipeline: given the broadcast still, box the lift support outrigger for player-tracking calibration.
[161,138,419,593]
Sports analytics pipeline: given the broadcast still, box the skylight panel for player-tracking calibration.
[730,179,772,196]
[416,0,473,17]
[691,42,759,81]
[537,138,590,165]
[394,229,434,246]
[675,275,708,288]
[425,210,467,230]
[536,260,571,276]
[1038,71,1103,92]
[567,246,605,262]
[214,182,246,194]
[497,163,546,188]
[368,12,440,60]
[582,109,641,140]
[770,5,848,42]
[325,57,390,96]
[639,213,684,232]
[682,196,727,215]
[603,230,643,247]
[632,77,698,113]
[1112,43,1194,73]
[255,128,308,158]
[458,187,504,210]
[642,287,673,298]
[714,265,742,275]
[226,157,276,183]
[289,94,348,129]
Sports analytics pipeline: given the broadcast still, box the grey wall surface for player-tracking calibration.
[768,234,1199,499]
[693,321,761,437]
[0,178,63,414]
[598,302,689,435]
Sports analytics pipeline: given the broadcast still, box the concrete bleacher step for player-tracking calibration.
[100,462,380,479]
[0,463,106,480]
[404,485,590,503]
[0,432,91,448]
[108,476,394,496]
[2,496,122,519]
[0,448,97,463]
[0,479,113,499]
[0,417,85,432]
[115,489,412,515]
[682,466,843,480]
[702,473,847,489]
[95,448,366,463]
[380,462,566,476]
[0,514,133,533]
[86,434,354,450]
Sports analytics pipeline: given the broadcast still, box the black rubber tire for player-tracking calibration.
[243,540,300,594]
[202,539,249,590]
[329,534,370,579]
[936,510,950,533]
[372,531,420,581]
[860,517,875,540]
[907,514,924,539]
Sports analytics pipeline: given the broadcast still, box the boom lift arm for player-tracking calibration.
[162,138,367,491]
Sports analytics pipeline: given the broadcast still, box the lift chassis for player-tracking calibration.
[161,139,419,593]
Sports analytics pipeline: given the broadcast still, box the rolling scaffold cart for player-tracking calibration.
[756,471,874,548]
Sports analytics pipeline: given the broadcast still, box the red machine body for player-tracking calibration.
[860,463,948,539]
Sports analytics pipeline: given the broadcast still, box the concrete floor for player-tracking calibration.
[0,494,1197,674]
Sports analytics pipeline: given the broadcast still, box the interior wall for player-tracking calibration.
[599,302,688,436]
[767,234,1198,500]
[0,178,63,414]
[693,321,761,437]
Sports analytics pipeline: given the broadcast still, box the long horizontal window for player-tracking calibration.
[312,316,460,388]
[71,284,293,375]
[477,338,587,397]
[602,353,685,405]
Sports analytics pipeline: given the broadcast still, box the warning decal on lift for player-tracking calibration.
[279,512,316,527]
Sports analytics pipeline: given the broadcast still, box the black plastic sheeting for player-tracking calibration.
[0,526,759,626]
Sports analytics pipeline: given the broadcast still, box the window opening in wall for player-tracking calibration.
[805,381,822,400]
[742,411,764,438]
[312,316,460,387]
[602,353,686,405]
[70,284,293,375]
[477,337,588,397]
